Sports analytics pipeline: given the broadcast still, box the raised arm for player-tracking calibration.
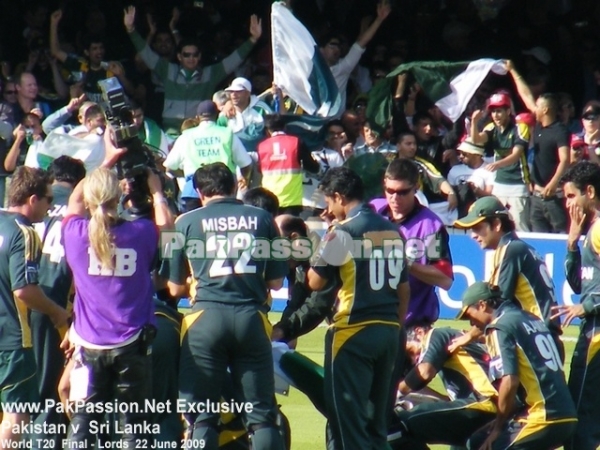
[49,10,68,63]
[356,2,391,49]
[506,60,536,113]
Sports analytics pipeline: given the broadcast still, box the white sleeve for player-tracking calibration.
[330,152,345,168]
[447,167,458,186]
[231,134,252,169]
[163,136,185,171]
[333,43,366,78]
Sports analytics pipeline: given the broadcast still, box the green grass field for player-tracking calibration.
[271,315,580,450]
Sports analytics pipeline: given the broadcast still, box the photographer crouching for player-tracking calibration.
[60,125,174,448]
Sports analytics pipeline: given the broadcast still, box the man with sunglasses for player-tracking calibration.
[124,6,262,137]
[371,158,454,330]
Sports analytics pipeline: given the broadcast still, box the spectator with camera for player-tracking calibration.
[5,112,45,173]
[61,132,173,449]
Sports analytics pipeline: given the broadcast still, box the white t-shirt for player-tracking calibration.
[447,163,495,190]
[303,148,345,209]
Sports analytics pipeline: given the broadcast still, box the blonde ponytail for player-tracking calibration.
[83,168,121,271]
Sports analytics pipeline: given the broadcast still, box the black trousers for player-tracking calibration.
[65,338,153,448]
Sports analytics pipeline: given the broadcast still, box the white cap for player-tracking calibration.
[522,47,551,65]
[225,77,252,92]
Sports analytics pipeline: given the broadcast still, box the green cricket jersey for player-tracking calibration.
[163,198,288,308]
[312,203,408,328]
[485,302,577,424]
[489,232,561,336]
[483,120,530,185]
[419,327,497,401]
[34,184,73,308]
[0,211,42,350]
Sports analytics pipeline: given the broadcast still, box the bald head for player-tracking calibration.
[275,214,308,238]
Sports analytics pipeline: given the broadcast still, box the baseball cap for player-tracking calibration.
[453,196,509,229]
[456,281,498,319]
[515,112,536,128]
[225,77,252,92]
[196,100,218,117]
[522,46,552,66]
[571,134,586,149]
[457,140,485,156]
[487,93,512,109]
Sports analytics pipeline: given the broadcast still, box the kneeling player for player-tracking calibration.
[391,317,497,448]
[458,282,577,450]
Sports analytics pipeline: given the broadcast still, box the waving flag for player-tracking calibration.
[367,59,508,129]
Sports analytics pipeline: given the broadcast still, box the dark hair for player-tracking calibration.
[177,39,200,54]
[560,161,600,194]
[278,216,308,238]
[384,158,419,185]
[129,99,142,111]
[538,93,558,115]
[21,112,41,125]
[396,131,417,145]
[84,104,104,122]
[318,167,364,201]
[243,187,279,217]
[82,34,105,51]
[192,163,235,197]
[317,32,341,48]
[7,166,52,207]
[484,296,506,310]
[264,114,286,133]
[49,156,86,186]
[412,112,433,127]
[484,215,515,233]
[325,119,345,133]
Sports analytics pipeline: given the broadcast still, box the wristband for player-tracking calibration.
[404,368,429,392]
[171,29,180,34]
[153,197,168,206]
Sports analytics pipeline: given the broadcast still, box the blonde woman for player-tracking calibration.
[61,130,173,448]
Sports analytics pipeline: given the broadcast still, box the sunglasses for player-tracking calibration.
[384,186,414,197]
[583,114,599,121]
[4,90,16,95]
[327,42,341,48]
[181,52,200,58]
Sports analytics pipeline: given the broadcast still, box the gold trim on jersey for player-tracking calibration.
[490,243,543,319]
[258,311,273,339]
[444,351,498,399]
[331,325,366,360]
[586,329,600,365]
[332,258,357,326]
[180,311,204,345]
[13,222,41,348]
[516,345,547,423]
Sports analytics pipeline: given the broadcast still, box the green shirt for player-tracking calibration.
[162,198,287,309]
[484,121,529,185]
[312,203,408,328]
[485,302,577,424]
[419,327,497,401]
[0,211,42,350]
[489,232,561,337]
[33,184,72,309]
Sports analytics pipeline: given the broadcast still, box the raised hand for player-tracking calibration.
[377,1,392,21]
[123,6,136,33]
[50,10,62,26]
[249,15,262,43]
[146,13,157,36]
[169,7,180,31]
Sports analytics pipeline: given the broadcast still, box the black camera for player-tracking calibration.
[98,77,157,217]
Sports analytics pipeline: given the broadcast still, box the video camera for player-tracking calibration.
[98,77,158,218]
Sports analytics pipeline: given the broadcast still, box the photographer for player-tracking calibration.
[61,131,174,449]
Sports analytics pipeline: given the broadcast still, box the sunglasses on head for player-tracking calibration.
[385,186,414,197]
[182,52,200,58]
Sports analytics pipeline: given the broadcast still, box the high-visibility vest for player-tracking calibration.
[257,134,302,208]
